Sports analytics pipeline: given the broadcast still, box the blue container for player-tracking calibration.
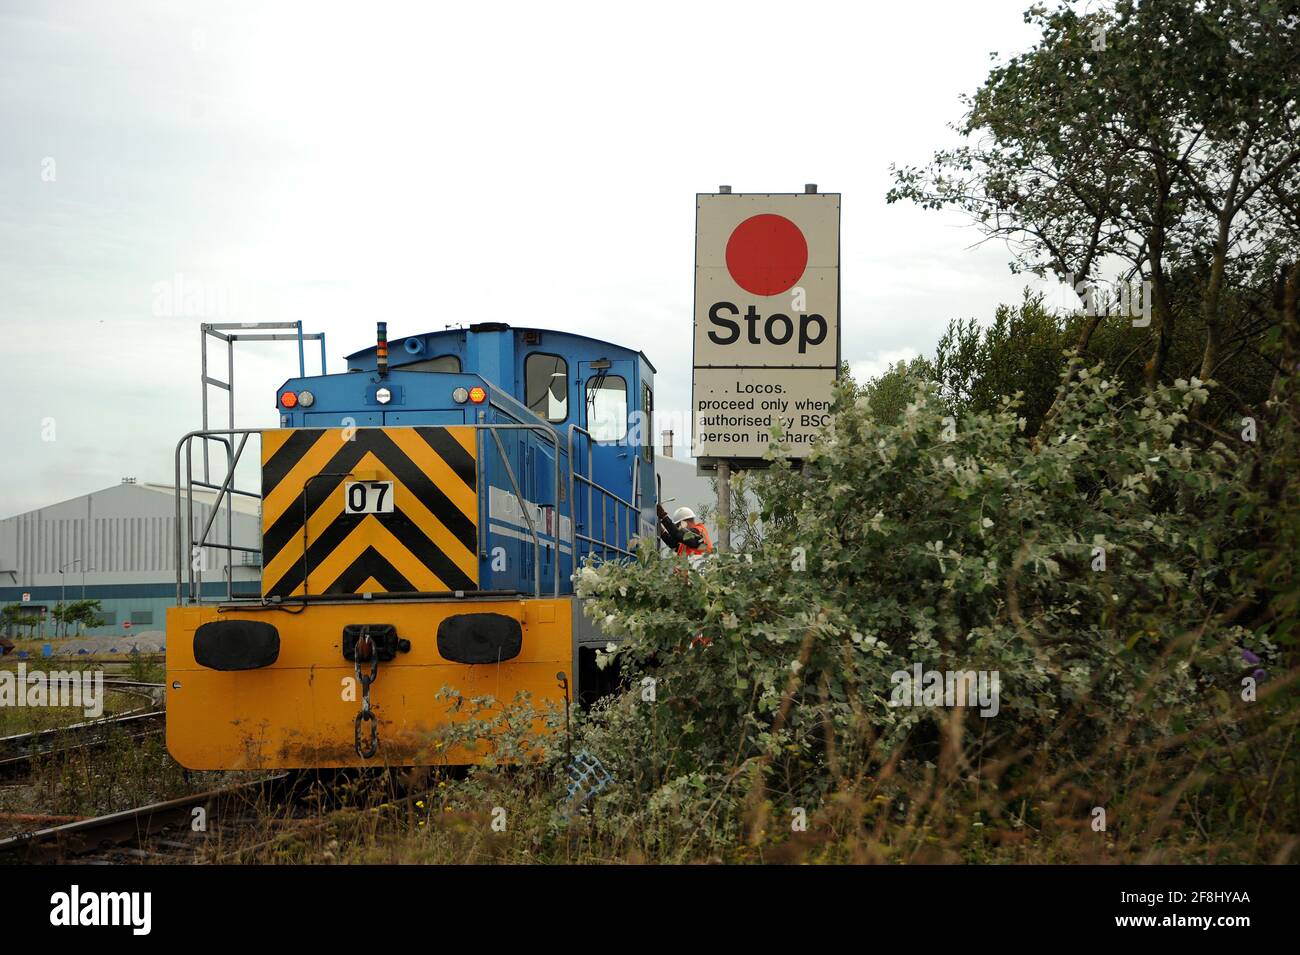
[41,643,52,658]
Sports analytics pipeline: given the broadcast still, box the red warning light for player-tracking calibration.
[468,386,487,404]
[280,391,298,408]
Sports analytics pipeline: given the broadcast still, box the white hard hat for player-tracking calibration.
[671,506,697,523]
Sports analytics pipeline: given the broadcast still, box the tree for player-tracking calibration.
[1,603,44,639]
[888,1,1300,391]
[52,599,105,636]
[931,293,1069,434]
[856,355,936,425]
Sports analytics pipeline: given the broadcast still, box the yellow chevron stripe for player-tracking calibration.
[261,431,353,528]
[261,430,293,459]
[260,449,388,586]
[297,516,447,597]
[292,517,372,597]
[387,427,477,519]
[392,479,478,581]
[447,425,477,460]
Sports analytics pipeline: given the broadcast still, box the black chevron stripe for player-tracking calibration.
[262,433,377,561]
[266,510,367,598]
[262,429,326,495]
[382,512,476,592]
[416,427,476,490]
[366,430,476,550]
[322,546,415,595]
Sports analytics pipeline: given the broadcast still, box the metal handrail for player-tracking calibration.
[199,321,326,484]
[174,428,265,604]
[175,423,572,605]
[566,424,641,564]
[484,420,566,598]
[477,420,564,598]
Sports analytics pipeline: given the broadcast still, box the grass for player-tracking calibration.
[1,667,1293,864]
[3,731,1294,863]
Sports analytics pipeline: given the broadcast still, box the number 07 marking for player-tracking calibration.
[344,481,394,514]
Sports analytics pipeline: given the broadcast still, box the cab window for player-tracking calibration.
[526,353,568,422]
[587,375,627,442]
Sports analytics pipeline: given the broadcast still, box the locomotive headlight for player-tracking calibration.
[297,390,315,408]
[375,387,392,404]
[468,386,487,404]
[452,387,469,403]
[280,391,298,408]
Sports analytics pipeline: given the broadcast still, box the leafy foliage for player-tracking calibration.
[568,361,1296,861]
[888,0,1300,386]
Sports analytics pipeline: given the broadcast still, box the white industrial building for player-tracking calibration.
[0,480,261,638]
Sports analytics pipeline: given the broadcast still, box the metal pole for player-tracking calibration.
[227,336,235,438]
[717,460,731,554]
[200,326,210,482]
[175,438,185,603]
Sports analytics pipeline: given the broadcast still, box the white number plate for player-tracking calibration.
[344,481,394,514]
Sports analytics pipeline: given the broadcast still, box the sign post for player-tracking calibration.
[692,185,841,550]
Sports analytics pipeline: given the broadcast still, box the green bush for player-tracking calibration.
[567,362,1295,861]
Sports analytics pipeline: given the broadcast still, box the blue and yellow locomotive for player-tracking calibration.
[166,322,657,768]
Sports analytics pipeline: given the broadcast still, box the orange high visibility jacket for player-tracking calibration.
[677,522,713,557]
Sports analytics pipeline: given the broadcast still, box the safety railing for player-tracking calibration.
[174,428,265,604]
[566,424,641,563]
[199,322,325,484]
[474,418,565,598]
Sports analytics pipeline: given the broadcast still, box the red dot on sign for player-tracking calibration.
[725,214,808,296]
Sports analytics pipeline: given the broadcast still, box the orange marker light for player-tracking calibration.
[280,391,298,408]
[468,386,487,404]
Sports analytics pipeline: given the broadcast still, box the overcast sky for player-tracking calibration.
[0,0,1044,517]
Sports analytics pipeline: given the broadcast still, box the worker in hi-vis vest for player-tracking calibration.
[656,503,713,562]
[657,503,716,647]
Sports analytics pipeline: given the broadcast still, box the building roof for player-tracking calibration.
[139,483,262,516]
[0,481,262,522]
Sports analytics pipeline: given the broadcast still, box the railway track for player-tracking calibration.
[0,682,166,779]
[0,774,293,862]
[0,771,429,863]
